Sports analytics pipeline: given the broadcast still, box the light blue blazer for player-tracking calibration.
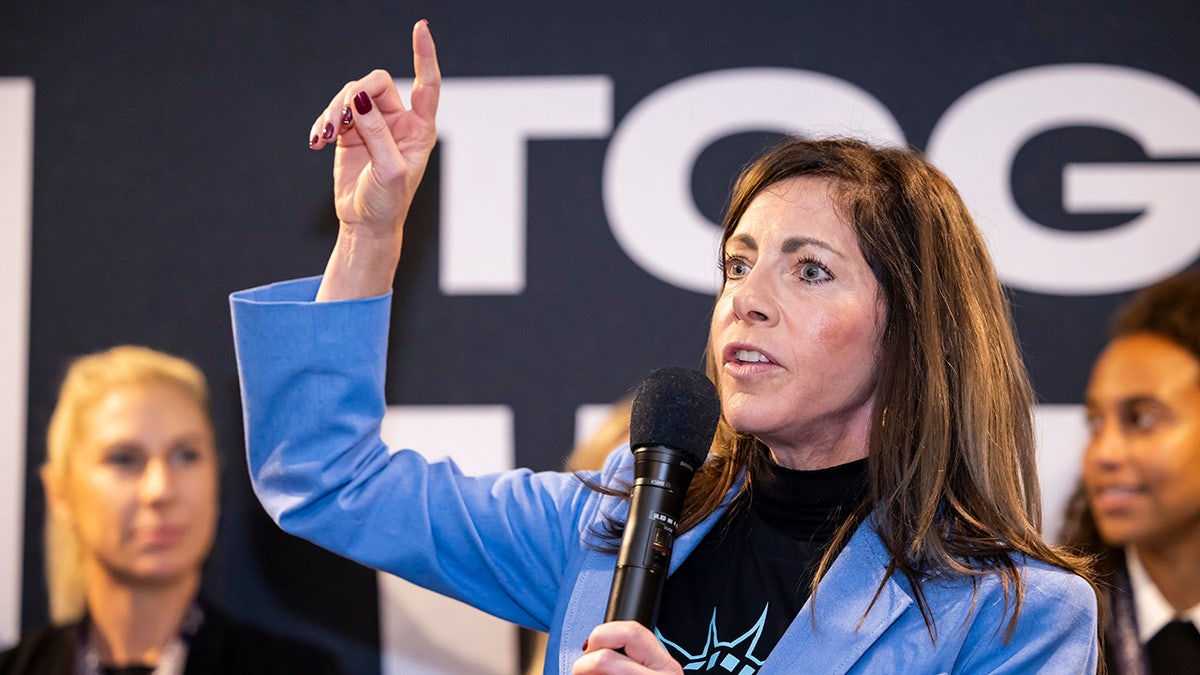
[231,277,1098,674]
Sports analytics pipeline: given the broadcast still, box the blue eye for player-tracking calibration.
[797,258,832,282]
[721,257,751,279]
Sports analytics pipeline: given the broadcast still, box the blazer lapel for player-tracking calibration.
[761,516,913,674]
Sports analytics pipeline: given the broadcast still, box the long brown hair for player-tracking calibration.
[683,137,1092,639]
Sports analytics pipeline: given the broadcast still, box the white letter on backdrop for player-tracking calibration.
[928,64,1200,295]
[0,78,32,650]
[434,77,613,295]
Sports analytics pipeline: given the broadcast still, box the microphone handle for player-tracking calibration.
[604,446,696,627]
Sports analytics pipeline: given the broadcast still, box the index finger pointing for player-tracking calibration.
[410,19,441,122]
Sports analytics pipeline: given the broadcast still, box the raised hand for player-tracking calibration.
[309,19,441,301]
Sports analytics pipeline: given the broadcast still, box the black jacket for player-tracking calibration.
[0,601,342,675]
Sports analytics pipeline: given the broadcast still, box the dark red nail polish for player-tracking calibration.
[581,639,588,652]
[323,122,334,140]
[310,133,319,147]
[354,91,372,115]
[341,106,353,126]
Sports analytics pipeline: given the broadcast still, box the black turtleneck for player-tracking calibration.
[654,456,868,672]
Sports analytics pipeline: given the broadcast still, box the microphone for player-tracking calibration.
[604,366,721,628]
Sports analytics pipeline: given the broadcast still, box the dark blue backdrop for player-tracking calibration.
[3,2,1198,673]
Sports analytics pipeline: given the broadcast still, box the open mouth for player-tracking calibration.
[1090,484,1146,511]
[722,343,777,369]
[734,349,771,364]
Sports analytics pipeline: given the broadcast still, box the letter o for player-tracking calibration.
[604,68,905,294]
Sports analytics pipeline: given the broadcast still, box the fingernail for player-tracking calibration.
[354,91,372,115]
[310,133,319,148]
[581,639,588,652]
[323,122,334,140]
[341,106,353,126]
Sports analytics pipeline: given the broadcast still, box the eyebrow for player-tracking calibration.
[98,430,213,449]
[727,234,843,258]
[1084,394,1165,411]
[1120,395,1166,409]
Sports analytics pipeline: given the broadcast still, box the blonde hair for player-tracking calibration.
[42,345,211,624]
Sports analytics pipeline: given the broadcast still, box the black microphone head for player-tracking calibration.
[628,367,720,465]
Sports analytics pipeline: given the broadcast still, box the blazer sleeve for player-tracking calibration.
[229,277,594,629]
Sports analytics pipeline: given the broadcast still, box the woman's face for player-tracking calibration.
[1084,333,1200,552]
[54,381,218,587]
[710,176,886,468]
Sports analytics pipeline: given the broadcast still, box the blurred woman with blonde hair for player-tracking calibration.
[0,345,340,675]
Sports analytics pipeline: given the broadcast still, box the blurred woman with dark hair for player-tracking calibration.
[1063,270,1200,675]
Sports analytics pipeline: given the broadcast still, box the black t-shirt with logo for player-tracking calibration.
[654,457,868,673]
